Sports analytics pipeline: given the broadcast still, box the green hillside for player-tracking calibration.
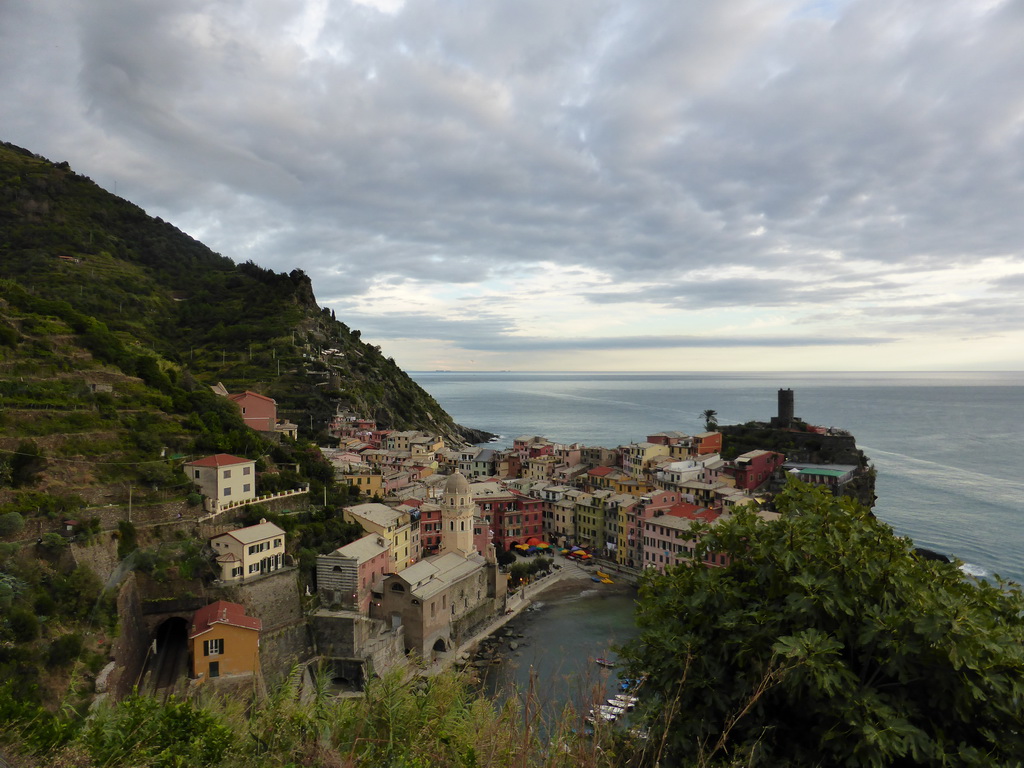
[0,141,480,493]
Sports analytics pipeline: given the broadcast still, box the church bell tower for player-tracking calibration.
[440,471,475,557]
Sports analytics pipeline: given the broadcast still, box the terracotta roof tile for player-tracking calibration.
[190,600,261,638]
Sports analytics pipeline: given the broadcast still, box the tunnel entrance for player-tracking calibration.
[143,616,189,696]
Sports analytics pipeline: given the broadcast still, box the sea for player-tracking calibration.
[411,371,1024,586]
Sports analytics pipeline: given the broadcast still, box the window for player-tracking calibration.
[243,466,251,476]
[243,484,251,493]
[223,487,232,497]
[273,538,282,547]
[223,469,232,479]
[194,470,201,479]
[231,566,242,577]
[249,563,260,574]
[204,638,224,656]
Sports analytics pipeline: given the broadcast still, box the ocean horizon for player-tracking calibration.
[411,370,1024,585]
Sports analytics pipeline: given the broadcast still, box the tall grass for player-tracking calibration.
[8,665,629,767]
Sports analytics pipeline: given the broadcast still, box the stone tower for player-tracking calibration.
[772,388,795,428]
[440,471,475,557]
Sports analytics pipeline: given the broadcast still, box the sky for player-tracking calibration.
[2,0,1024,372]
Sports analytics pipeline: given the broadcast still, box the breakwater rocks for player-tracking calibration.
[462,607,540,669]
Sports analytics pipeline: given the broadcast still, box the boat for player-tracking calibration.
[607,697,633,711]
[612,694,638,709]
[595,657,616,668]
[599,703,626,717]
[586,709,616,723]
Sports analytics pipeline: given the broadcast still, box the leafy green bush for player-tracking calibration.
[47,633,84,667]
[8,607,39,642]
[79,694,235,768]
[116,520,137,559]
[0,511,25,536]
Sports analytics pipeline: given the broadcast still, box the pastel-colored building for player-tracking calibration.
[209,520,286,582]
[183,454,257,508]
[228,391,278,431]
[189,600,261,681]
[726,450,786,491]
[692,432,723,456]
[317,534,391,612]
[641,505,724,572]
[469,481,543,550]
[344,502,416,572]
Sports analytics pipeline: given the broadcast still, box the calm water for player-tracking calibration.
[413,371,1024,585]
[479,588,639,724]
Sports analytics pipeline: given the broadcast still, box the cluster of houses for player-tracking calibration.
[176,391,865,684]
[321,410,864,573]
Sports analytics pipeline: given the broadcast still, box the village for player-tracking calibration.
[162,386,869,698]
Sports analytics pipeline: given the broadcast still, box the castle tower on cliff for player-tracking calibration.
[771,388,795,428]
[440,470,475,557]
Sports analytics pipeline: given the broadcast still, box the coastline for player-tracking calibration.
[429,555,637,676]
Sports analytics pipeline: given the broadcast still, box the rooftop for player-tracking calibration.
[190,600,262,638]
[185,453,253,468]
[213,520,285,545]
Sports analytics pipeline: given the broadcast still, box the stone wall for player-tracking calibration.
[311,610,406,682]
[214,567,314,687]
[216,567,305,628]
[259,621,314,687]
[452,599,503,646]
[108,572,152,700]
[69,534,122,584]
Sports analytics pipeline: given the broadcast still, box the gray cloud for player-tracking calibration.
[2,0,1024,365]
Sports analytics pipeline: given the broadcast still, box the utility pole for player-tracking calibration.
[127,483,132,523]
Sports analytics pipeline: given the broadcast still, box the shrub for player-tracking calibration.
[8,607,39,642]
[47,633,84,667]
[0,511,25,537]
[116,520,137,559]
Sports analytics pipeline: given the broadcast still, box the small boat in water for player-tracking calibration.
[612,694,638,709]
[595,657,616,668]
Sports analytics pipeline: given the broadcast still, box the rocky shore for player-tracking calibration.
[443,556,637,674]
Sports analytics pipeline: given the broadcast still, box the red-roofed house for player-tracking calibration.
[183,454,257,507]
[188,600,262,680]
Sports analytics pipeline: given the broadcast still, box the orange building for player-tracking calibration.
[189,600,262,681]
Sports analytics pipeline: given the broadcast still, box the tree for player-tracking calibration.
[0,511,25,537]
[10,440,46,487]
[701,408,718,431]
[620,480,1024,768]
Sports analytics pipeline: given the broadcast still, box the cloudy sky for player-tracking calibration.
[3,0,1024,371]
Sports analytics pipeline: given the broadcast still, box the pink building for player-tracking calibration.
[726,450,785,491]
[641,505,726,572]
[228,391,278,432]
[470,482,544,550]
[316,534,391,612]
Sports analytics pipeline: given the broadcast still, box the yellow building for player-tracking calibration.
[341,471,384,497]
[189,600,261,681]
[343,502,415,572]
[209,520,286,582]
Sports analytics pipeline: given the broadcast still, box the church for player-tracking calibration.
[373,471,506,660]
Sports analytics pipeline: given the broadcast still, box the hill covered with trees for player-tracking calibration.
[0,140,484,495]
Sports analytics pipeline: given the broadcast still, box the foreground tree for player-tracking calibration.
[621,480,1024,768]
